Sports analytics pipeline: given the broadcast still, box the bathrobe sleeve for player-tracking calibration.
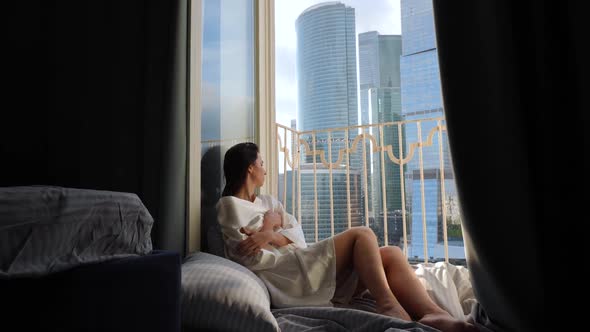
[272,198,308,249]
[216,197,279,271]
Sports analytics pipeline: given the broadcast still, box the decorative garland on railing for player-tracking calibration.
[277,123,446,169]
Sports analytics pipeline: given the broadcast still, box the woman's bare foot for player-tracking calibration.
[376,304,412,321]
[418,312,479,332]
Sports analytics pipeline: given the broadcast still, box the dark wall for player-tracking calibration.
[2,0,188,254]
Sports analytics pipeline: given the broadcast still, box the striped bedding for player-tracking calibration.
[272,307,440,332]
[180,253,448,332]
[180,252,486,331]
[181,252,279,332]
[180,252,438,332]
[0,186,153,278]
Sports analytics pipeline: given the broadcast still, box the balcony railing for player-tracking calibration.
[276,117,464,263]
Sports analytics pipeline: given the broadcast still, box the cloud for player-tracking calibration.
[275,47,296,76]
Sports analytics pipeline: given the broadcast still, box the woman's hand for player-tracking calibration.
[262,210,282,232]
[237,229,274,256]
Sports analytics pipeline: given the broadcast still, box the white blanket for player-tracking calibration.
[414,262,477,320]
[342,262,478,320]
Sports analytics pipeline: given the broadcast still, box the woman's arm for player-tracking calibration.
[238,226,292,256]
[269,231,293,247]
[238,210,287,253]
[260,210,282,231]
[261,210,292,246]
[217,197,279,270]
[277,211,307,249]
[237,199,304,256]
[262,197,308,249]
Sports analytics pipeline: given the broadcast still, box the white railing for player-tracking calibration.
[276,117,461,263]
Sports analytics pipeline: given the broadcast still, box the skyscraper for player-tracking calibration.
[296,2,358,162]
[295,2,362,239]
[358,31,406,246]
[299,164,363,242]
[359,32,402,125]
[400,0,462,260]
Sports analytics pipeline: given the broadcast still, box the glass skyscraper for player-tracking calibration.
[400,0,463,260]
[299,166,363,243]
[295,2,362,240]
[359,32,402,125]
[358,31,406,246]
[296,2,358,162]
[279,167,363,243]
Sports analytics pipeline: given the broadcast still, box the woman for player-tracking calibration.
[216,142,477,332]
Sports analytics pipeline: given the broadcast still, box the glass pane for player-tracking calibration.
[200,0,255,252]
[275,0,466,263]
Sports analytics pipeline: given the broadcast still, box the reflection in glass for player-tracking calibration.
[200,0,255,254]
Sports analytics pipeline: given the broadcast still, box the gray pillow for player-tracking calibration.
[0,186,153,278]
[181,252,279,332]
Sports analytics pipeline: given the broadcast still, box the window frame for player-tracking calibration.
[187,0,276,253]
[255,0,277,198]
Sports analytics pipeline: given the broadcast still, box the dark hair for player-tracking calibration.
[222,142,259,197]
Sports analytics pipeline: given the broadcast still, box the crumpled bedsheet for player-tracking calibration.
[273,261,497,331]
[0,186,153,278]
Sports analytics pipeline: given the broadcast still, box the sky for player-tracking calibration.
[274,0,402,128]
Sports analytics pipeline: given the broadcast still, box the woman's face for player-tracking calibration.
[249,153,266,187]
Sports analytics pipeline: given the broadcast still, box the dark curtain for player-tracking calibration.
[1,0,189,255]
[433,1,583,331]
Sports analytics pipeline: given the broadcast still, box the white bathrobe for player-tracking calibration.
[216,194,344,308]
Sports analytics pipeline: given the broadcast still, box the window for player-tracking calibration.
[275,0,465,263]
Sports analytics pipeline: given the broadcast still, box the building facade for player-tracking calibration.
[400,0,462,259]
[358,31,406,245]
[296,2,359,164]
[294,2,363,241]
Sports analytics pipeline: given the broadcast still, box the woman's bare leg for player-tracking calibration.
[378,246,443,319]
[379,246,478,332]
[333,227,411,321]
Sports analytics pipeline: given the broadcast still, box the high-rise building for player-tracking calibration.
[296,2,358,163]
[278,165,363,244]
[358,31,406,245]
[299,164,363,243]
[359,32,402,125]
[295,2,362,239]
[400,0,462,260]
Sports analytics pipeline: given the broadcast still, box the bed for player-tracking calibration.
[181,223,492,332]
[0,186,181,332]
